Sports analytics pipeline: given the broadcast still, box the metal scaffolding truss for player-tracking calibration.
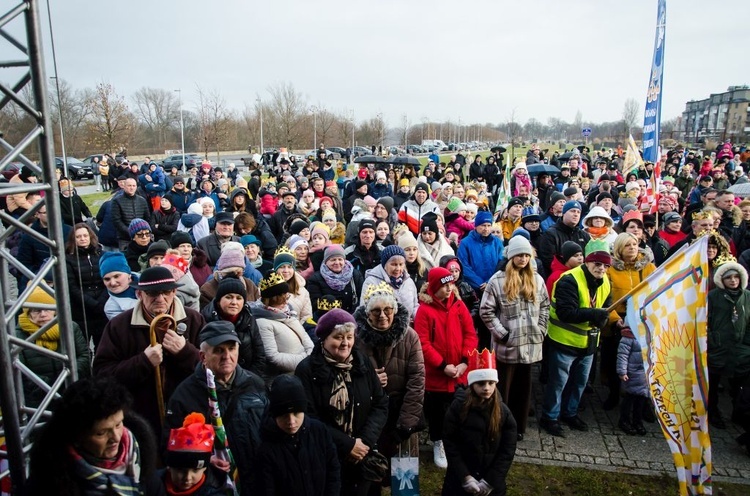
[0,1,77,494]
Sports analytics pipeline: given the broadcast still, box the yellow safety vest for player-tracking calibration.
[548,266,610,349]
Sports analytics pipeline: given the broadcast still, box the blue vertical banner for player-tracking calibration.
[642,0,666,164]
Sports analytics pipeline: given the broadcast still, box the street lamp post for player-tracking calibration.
[256,97,264,164]
[311,106,318,149]
[175,89,185,172]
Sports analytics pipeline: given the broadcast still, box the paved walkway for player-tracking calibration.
[514,377,750,485]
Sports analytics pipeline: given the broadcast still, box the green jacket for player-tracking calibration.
[707,287,750,375]
[16,321,91,407]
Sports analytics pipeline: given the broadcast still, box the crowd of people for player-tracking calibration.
[9,140,750,495]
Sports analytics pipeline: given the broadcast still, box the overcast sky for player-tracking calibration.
[13,0,750,128]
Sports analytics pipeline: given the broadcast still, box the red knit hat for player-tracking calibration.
[427,267,455,296]
[165,413,214,469]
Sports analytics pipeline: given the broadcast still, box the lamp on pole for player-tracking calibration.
[256,97,264,162]
[311,106,318,149]
[175,89,185,172]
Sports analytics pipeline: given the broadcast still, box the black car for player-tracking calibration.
[162,154,202,170]
[55,157,93,179]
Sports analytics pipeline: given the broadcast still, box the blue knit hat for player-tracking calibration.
[475,210,493,226]
[562,200,582,214]
[99,251,131,277]
[128,218,151,239]
[380,244,406,267]
[511,227,531,241]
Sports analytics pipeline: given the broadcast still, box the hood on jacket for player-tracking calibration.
[714,261,749,289]
[582,206,614,229]
[438,254,465,282]
[354,304,410,348]
[610,248,654,271]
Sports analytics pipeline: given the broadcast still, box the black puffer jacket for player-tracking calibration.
[165,364,268,496]
[65,244,108,326]
[257,414,341,496]
[442,388,517,496]
[295,345,388,456]
[538,220,591,274]
[149,207,181,241]
[111,192,150,241]
[201,300,267,378]
[250,214,279,260]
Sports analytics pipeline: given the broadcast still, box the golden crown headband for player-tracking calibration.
[259,272,287,292]
[363,281,395,302]
[274,245,295,258]
[317,298,343,311]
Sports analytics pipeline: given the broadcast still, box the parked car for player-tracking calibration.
[55,157,93,179]
[305,149,341,161]
[162,154,202,170]
[351,146,371,157]
[327,146,347,157]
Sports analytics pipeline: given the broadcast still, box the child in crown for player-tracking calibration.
[442,349,517,496]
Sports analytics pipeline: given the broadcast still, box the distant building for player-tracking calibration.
[680,86,750,144]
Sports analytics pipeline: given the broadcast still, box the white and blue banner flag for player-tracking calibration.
[642,0,666,164]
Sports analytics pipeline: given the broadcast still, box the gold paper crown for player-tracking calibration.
[317,298,343,311]
[692,210,713,221]
[363,281,394,302]
[259,272,287,292]
[713,253,737,267]
[274,245,296,259]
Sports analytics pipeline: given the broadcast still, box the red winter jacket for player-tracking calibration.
[658,228,686,248]
[414,286,478,393]
[546,256,572,297]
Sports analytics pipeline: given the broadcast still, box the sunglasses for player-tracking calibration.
[143,290,172,298]
[592,262,611,269]
[369,307,394,316]
[135,231,151,238]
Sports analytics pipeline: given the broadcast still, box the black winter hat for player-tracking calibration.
[268,375,308,417]
[358,218,376,234]
[560,241,582,264]
[146,240,170,260]
[289,219,310,236]
[171,231,193,248]
[376,196,394,212]
[414,182,429,194]
[215,277,246,305]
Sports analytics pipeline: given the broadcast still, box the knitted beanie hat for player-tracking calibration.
[584,239,612,265]
[240,234,261,247]
[287,235,308,252]
[170,231,193,248]
[380,244,406,267]
[99,251,131,277]
[273,246,296,270]
[310,222,330,242]
[215,277,247,304]
[562,201,582,214]
[446,197,467,213]
[475,210,493,226]
[268,375,308,417]
[216,249,246,271]
[289,219,310,236]
[397,233,418,250]
[322,209,337,222]
[128,218,151,239]
[560,241,583,264]
[323,244,346,263]
[505,236,533,259]
[315,308,356,340]
[427,267,454,296]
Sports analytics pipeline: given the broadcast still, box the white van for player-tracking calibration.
[421,140,447,151]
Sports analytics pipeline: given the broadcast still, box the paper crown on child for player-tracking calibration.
[467,348,498,386]
[317,296,343,311]
[165,413,215,469]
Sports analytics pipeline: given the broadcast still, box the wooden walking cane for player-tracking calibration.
[150,313,177,425]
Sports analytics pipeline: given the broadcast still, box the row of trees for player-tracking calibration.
[0,80,676,160]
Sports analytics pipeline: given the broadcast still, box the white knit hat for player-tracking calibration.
[505,236,533,259]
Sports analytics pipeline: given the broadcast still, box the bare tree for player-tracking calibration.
[48,79,94,157]
[267,82,307,149]
[317,108,336,146]
[622,98,640,136]
[195,86,231,161]
[87,82,133,154]
[132,87,179,150]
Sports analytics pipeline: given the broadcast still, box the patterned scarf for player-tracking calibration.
[320,260,354,291]
[322,348,354,436]
[68,427,142,496]
[19,312,59,351]
[389,275,404,289]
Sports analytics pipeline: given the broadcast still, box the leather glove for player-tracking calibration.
[477,479,493,496]
[592,309,610,327]
[462,476,481,494]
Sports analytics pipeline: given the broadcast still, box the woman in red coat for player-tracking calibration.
[414,266,478,469]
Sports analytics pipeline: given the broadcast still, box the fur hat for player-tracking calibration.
[714,261,748,289]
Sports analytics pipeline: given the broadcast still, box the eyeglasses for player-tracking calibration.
[143,290,172,298]
[592,262,611,269]
[369,307,394,316]
[135,231,151,238]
